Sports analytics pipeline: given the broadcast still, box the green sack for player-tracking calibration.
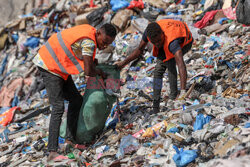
[76,64,120,143]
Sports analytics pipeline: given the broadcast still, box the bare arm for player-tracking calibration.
[83,55,104,77]
[117,40,148,69]
[174,50,187,90]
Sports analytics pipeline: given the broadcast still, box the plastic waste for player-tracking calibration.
[0,54,9,75]
[173,145,198,167]
[33,139,45,151]
[163,138,172,150]
[142,121,168,137]
[127,0,144,9]
[116,135,140,159]
[86,6,108,27]
[244,123,250,128]
[130,18,149,33]
[0,0,249,166]
[193,114,212,131]
[23,37,40,49]
[146,56,155,64]
[11,33,19,43]
[168,127,179,133]
[89,0,97,8]
[130,66,140,71]
[110,0,130,12]
[209,41,220,50]
[67,152,75,159]
[11,94,19,107]
[0,107,20,126]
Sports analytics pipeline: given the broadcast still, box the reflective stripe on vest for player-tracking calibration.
[44,42,68,74]
[44,32,84,75]
[182,22,192,43]
[57,32,84,73]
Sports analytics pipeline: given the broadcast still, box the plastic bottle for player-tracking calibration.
[216,85,222,96]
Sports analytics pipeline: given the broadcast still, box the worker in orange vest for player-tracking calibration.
[33,23,117,160]
[115,19,193,114]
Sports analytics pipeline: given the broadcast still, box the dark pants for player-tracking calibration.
[38,67,83,152]
[152,42,192,108]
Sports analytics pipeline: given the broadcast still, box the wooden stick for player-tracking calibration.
[185,81,196,98]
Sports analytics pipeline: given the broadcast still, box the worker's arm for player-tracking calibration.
[174,50,187,90]
[74,39,106,78]
[83,55,106,78]
[115,40,148,69]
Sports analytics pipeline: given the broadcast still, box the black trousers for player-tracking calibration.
[152,42,192,107]
[38,67,83,152]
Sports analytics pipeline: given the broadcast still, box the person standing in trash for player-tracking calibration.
[115,19,193,113]
[32,23,117,160]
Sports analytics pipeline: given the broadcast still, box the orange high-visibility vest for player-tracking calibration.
[149,19,193,62]
[38,24,97,80]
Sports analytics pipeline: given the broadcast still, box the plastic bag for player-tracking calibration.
[127,0,144,9]
[89,0,97,8]
[173,145,198,167]
[168,127,179,133]
[244,123,250,128]
[110,0,130,12]
[86,6,108,27]
[0,107,20,126]
[105,112,119,130]
[116,135,140,159]
[146,56,155,64]
[105,97,135,129]
[209,41,220,50]
[11,34,19,43]
[23,37,40,49]
[193,113,212,131]
[0,54,8,75]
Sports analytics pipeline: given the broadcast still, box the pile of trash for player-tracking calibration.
[0,0,249,166]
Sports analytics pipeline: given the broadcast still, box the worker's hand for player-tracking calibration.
[94,59,99,66]
[96,69,107,80]
[114,61,126,70]
[177,89,186,100]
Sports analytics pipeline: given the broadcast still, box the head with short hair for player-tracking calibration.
[146,22,165,48]
[96,23,117,50]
